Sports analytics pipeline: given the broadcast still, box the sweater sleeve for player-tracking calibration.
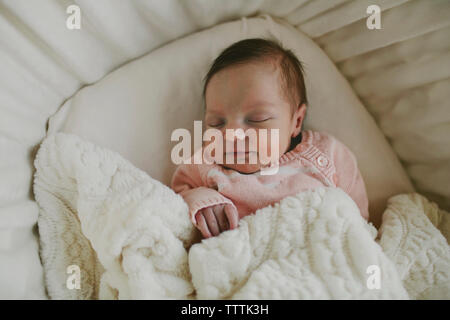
[171,164,236,225]
[333,141,370,221]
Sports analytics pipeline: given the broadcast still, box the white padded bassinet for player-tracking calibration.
[0,0,449,299]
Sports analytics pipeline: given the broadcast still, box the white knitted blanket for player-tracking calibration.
[33,133,450,299]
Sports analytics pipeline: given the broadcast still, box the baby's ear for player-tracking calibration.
[291,103,307,137]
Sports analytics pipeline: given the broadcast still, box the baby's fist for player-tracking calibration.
[195,204,239,238]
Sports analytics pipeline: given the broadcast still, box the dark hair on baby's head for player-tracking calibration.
[202,38,308,111]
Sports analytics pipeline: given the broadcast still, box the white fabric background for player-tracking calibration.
[0,0,449,299]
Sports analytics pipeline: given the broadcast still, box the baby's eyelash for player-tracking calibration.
[246,118,272,123]
[207,117,273,127]
[208,122,225,128]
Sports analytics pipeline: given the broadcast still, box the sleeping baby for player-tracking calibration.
[171,38,369,239]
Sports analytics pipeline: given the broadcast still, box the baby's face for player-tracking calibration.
[204,61,305,174]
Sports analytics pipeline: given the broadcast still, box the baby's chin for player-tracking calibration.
[220,163,261,174]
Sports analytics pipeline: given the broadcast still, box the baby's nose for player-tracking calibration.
[224,129,247,154]
[224,128,246,142]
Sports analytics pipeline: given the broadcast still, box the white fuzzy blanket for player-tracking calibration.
[33,133,450,299]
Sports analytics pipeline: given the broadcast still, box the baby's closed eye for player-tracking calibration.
[206,118,225,128]
[246,117,272,124]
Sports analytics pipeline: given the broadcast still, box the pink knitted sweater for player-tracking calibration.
[171,130,369,226]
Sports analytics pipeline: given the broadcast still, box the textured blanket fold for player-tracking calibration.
[33,133,450,299]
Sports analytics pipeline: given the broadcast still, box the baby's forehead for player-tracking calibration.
[233,58,281,76]
[204,54,298,112]
[210,60,283,92]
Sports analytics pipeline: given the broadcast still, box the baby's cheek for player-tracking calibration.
[256,129,283,160]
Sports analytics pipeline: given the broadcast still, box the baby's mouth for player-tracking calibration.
[223,151,258,164]
[224,151,257,155]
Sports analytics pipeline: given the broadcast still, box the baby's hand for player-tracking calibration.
[195,204,239,238]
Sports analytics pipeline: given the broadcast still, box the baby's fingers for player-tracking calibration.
[213,205,229,232]
[196,212,212,238]
[224,205,239,230]
[203,207,220,236]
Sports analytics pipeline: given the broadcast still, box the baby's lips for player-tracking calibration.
[223,151,257,155]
